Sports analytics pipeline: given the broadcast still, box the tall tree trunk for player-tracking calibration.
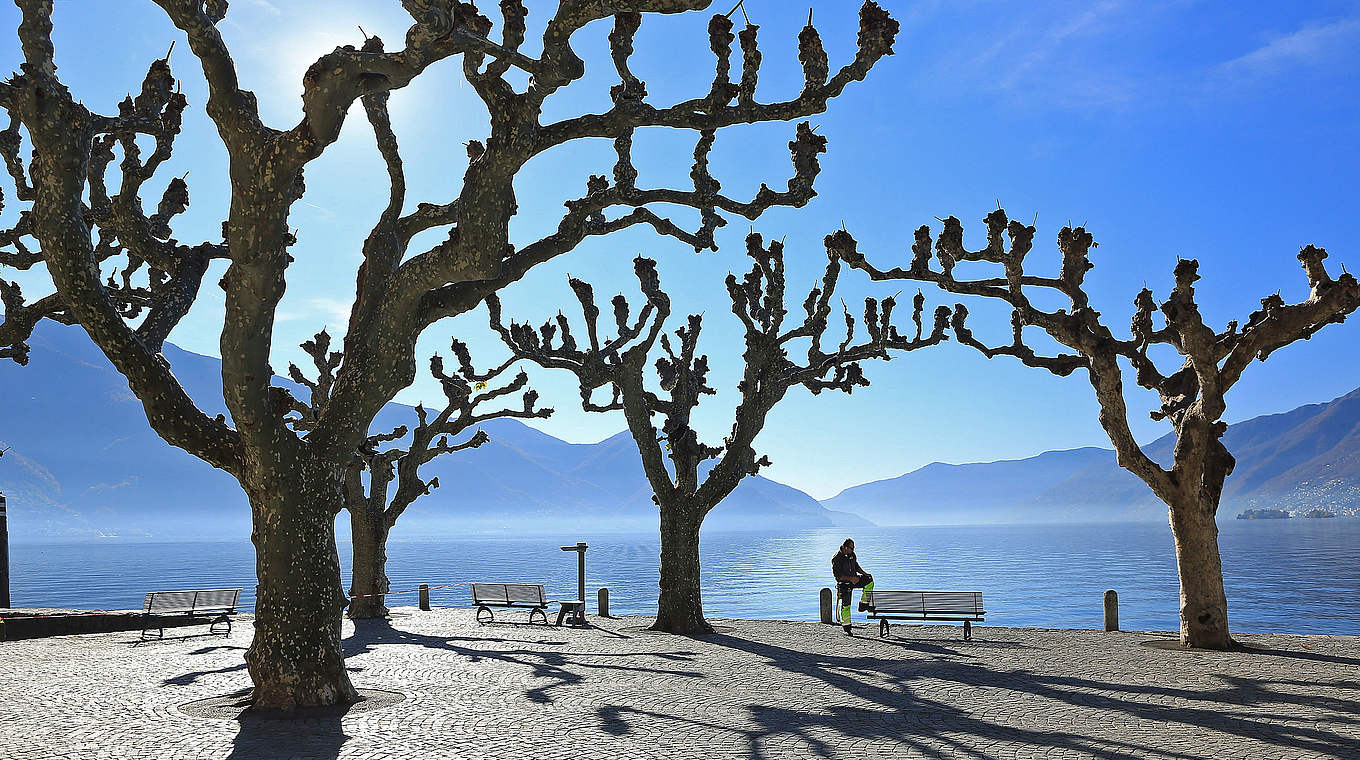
[651,506,713,634]
[348,510,391,620]
[1168,499,1233,649]
[244,471,358,710]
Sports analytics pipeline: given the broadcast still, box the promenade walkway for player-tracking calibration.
[0,608,1355,759]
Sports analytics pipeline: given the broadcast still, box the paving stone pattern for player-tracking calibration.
[0,608,1356,759]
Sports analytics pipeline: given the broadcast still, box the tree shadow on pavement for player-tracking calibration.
[224,709,348,760]
[683,631,1359,760]
[1242,645,1360,668]
[343,617,706,705]
[162,660,248,686]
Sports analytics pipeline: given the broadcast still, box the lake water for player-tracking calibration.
[7,520,1359,635]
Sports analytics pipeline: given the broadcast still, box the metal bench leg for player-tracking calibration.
[140,615,163,640]
[476,606,494,625]
[555,606,568,627]
[209,614,232,635]
[530,607,548,626]
[964,620,972,641]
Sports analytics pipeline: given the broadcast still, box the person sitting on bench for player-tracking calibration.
[832,538,874,636]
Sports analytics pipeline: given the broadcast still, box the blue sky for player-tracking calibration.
[3,1,1359,499]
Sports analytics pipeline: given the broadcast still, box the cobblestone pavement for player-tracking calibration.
[1,609,1357,759]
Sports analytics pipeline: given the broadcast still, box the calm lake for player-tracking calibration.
[8,520,1359,635]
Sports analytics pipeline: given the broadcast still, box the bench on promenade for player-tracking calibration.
[470,583,585,626]
[140,588,241,640]
[867,590,985,640]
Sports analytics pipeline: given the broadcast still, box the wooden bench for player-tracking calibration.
[470,583,585,626]
[866,590,985,640]
[140,588,241,640]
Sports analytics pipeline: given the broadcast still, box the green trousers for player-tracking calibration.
[838,578,874,624]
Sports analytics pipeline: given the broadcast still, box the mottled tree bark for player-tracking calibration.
[244,460,357,710]
[347,489,392,620]
[833,212,1360,650]
[655,504,709,634]
[1169,495,1231,648]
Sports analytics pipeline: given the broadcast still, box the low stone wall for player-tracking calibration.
[0,608,223,641]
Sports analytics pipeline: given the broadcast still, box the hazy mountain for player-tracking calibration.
[0,322,866,542]
[8,322,1357,538]
[824,387,1360,525]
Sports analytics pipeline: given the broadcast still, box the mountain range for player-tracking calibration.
[3,322,1358,541]
[825,386,1360,524]
[0,322,866,541]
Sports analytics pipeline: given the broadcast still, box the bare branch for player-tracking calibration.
[494,230,945,516]
[536,2,899,148]
[833,208,1360,508]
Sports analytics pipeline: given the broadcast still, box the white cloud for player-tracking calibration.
[998,0,1126,90]
[277,296,353,325]
[926,0,1149,109]
[248,0,283,17]
[1218,17,1360,79]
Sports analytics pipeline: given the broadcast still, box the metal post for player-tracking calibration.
[1103,589,1119,632]
[560,542,588,624]
[597,587,610,618]
[0,492,9,609]
[419,583,430,611]
[819,587,833,624]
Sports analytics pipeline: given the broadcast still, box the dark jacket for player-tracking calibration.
[831,550,866,581]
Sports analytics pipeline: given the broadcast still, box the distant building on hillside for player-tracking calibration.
[1236,508,1291,520]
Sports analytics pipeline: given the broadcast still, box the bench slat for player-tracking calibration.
[143,589,241,614]
[505,584,547,606]
[869,590,985,618]
[471,583,508,606]
[472,582,549,607]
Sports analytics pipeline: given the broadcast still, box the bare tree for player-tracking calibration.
[0,0,899,708]
[490,232,950,633]
[285,329,549,619]
[831,211,1360,649]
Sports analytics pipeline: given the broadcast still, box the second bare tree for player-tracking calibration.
[491,232,950,633]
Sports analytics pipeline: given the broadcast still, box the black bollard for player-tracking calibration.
[0,492,9,609]
[820,587,833,624]
[597,587,610,618]
[1104,589,1119,631]
[419,583,431,611]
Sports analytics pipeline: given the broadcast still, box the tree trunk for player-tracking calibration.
[348,510,391,619]
[1168,499,1233,649]
[245,473,359,710]
[651,506,713,634]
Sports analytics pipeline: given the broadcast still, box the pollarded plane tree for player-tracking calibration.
[0,0,901,709]
[830,212,1360,649]
[490,233,950,634]
[284,329,549,620]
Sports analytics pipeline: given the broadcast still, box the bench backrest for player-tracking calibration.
[143,588,241,615]
[872,590,984,616]
[471,583,546,606]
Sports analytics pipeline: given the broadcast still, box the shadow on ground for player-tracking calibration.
[344,617,705,705]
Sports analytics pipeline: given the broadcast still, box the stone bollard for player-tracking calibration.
[1104,589,1119,631]
[419,583,431,611]
[597,588,610,618]
[820,587,834,624]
